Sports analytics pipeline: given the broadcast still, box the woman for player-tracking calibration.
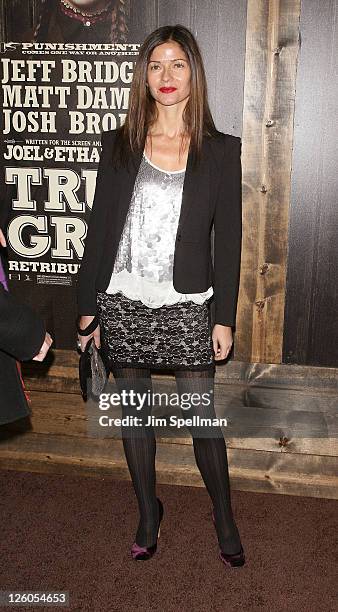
[77,24,244,567]
[0,229,53,426]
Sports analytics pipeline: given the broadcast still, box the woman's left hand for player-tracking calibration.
[212,324,233,361]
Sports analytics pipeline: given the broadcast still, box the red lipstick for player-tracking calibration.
[159,87,177,93]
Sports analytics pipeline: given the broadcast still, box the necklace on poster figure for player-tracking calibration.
[59,0,113,26]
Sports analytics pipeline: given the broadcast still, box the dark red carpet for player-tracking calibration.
[0,470,336,611]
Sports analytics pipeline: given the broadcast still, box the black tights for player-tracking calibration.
[112,366,242,554]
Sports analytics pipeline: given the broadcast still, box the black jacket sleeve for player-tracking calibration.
[0,284,46,361]
[77,130,114,316]
[213,135,242,327]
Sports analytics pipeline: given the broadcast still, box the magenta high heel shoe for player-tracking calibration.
[131,498,164,561]
[212,509,245,568]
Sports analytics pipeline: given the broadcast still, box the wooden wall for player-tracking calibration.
[0,1,337,498]
[1,1,337,367]
[1,351,337,499]
[283,0,338,367]
[236,0,301,365]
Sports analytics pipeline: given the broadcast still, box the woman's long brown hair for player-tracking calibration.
[113,24,217,169]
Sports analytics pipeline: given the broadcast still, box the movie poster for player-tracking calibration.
[0,0,143,348]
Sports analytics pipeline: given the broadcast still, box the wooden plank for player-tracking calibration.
[2,380,338,457]
[22,351,338,393]
[5,388,338,448]
[129,0,157,40]
[22,349,80,394]
[24,380,338,416]
[17,349,338,497]
[157,0,191,26]
[14,389,337,457]
[221,361,338,390]
[0,432,337,499]
[236,0,302,363]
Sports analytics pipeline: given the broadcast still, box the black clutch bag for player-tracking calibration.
[79,337,108,401]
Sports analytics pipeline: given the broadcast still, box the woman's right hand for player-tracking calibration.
[77,315,101,352]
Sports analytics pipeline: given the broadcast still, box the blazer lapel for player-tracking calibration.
[116,147,143,228]
[177,137,210,232]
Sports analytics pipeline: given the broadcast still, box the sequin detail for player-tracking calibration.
[97,291,215,371]
[105,153,213,307]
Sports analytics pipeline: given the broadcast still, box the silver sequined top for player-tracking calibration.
[105,152,213,307]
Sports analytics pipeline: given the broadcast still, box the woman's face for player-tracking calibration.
[146,41,191,108]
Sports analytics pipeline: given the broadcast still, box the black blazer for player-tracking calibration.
[77,129,242,327]
[0,261,46,425]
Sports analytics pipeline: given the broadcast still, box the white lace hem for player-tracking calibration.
[105,269,213,308]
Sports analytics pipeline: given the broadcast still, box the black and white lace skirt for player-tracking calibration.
[96,291,215,371]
